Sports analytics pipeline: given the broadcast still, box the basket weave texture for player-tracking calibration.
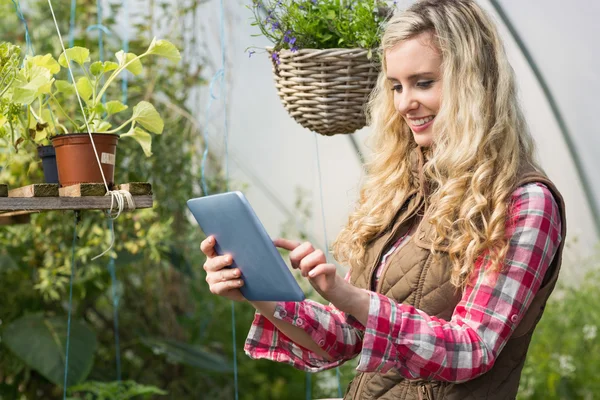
[269,48,380,136]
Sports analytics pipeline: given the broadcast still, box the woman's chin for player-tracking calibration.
[412,131,434,148]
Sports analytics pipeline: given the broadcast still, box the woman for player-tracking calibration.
[201,0,566,398]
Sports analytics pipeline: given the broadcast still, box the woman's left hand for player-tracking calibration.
[274,238,345,301]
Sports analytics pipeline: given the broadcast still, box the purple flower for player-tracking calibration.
[291,46,298,53]
[311,0,317,4]
[271,51,281,65]
[283,30,297,46]
[271,21,280,32]
[248,50,256,58]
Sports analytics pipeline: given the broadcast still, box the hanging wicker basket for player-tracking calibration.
[268,47,380,136]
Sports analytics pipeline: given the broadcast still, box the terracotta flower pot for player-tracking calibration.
[51,133,119,187]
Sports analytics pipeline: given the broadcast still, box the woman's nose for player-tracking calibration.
[396,92,418,115]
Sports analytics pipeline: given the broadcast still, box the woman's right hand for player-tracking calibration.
[200,235,246,302]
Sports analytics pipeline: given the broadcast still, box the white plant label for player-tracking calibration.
[101,153,116,165]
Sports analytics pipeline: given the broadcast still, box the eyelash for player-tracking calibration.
[391,80,434,92]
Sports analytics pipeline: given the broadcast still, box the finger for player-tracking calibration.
[209,279,244,295]
[206,268,241,285]
[200,236,218,258]
[299,249,326,277]
[289,242,315,270]
[307,263,337,278]
[273,238,302,251]
[203,254,233,272]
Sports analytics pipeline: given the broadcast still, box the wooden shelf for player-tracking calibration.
[0,182,153,214]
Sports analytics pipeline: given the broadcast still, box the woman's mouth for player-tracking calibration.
[407,115,435,133]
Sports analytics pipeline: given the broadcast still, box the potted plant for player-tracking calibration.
[8,37,181,187]
[248,0,394,136]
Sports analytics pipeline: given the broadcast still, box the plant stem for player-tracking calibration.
[104,117,134,134]
[95,52,150,103]
[49,93,79,129]
[28,105,41,122]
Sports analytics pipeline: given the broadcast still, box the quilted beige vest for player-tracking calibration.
[344,148,567,400]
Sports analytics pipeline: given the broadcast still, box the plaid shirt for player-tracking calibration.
[244,183,562,382]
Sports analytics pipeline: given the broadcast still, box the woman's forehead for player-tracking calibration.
[385,34,442,79]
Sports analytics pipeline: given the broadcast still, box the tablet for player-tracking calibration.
[187,191,305,302]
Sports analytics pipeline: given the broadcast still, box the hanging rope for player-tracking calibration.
[63,212,79,398]
[45,0,128,388]
[199,0,237,398]
[121,0,129,104]
[68,0,76,48]
[313,133,343,398]
[107,218,122,381]
[11,0,34,56]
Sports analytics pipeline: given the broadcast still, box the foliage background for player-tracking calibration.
[0,1,598,399]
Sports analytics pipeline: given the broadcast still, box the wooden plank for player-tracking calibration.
[117,182,152,196]
[0,212,31,225]
[8,184,59,198]
[0,184,7,197]
[59,182,152,197]
[0,195,153,211]
[59,183,107,197]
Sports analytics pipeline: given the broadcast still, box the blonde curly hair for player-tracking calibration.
[331,0,540,288]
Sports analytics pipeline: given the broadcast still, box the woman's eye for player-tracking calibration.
[417,80,434,88]
[391,84,403,93]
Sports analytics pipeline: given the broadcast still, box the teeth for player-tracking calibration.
[411,116,434,126]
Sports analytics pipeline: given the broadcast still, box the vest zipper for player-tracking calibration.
[420,384,430,400]
[367,192,423,291]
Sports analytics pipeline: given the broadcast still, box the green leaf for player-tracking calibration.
[131,101,163,134]
[121,126,153,156]
[115,51,143,75]
[147,38,182,62]
[58,47,90,68]
[327,10,336,19]
[105,100,128,116]
[140,337,232,372]
[2,314,97,387]
[0,254,18,271]
[91,102,106,115]
[68,380,167,399]
[89,61,103,76]
[12,66,54,104]
[75,77,93,101]
[54,80,75,96]
[27,54,60,74]
[90,61,118,76]
[90,120,111,133]
[0,115,6,126]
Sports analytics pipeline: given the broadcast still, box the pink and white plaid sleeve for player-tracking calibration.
[357,183,562,382]
[244,285,363,372]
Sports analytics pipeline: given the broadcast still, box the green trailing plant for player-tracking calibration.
[0,41,26,150]
[248,0,395,61]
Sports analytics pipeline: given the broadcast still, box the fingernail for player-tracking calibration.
[234,270,240,277]
[308,270,315,277]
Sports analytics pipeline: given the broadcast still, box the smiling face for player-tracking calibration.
[385,31,442,148]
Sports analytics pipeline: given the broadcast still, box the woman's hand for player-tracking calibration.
[200,235,246,302]
[274,238,345,301]
[274,238,370,323]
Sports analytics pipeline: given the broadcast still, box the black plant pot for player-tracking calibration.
[37,145,59,184]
